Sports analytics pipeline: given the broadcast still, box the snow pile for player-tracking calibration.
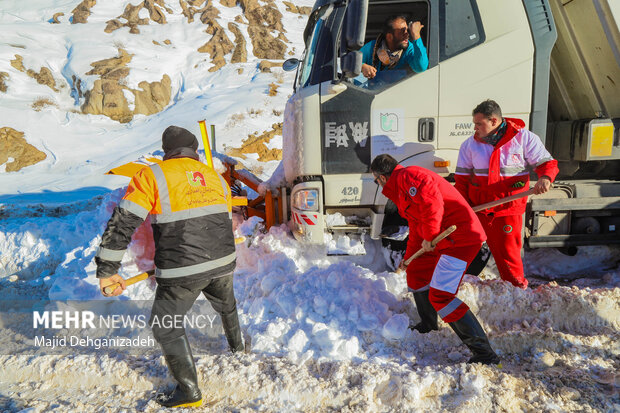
[0,0,619,411]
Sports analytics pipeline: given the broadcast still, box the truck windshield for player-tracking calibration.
[298,4,344,89]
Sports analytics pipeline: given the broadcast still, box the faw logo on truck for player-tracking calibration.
[186,171,206,187]
[324,122,369,148]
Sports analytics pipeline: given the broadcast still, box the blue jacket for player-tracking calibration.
[361,38,428,73]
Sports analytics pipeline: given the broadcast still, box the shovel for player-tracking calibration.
[399,225,457,270]
[103,270,154,295]
[472,188,536,212]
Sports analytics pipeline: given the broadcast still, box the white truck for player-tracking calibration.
[277,0,620,254]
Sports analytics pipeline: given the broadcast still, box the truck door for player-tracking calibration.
[437,0,535,163]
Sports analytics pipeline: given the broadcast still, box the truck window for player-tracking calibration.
[439,0,484,60]
[298,5,333,88]
[350,0,430,91]
[298,4,347,89]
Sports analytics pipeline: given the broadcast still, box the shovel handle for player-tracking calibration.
[472,188,536,212]
[402,225,457,268]
[103,270,154,295]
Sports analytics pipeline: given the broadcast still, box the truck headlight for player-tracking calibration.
[292,189,319,211]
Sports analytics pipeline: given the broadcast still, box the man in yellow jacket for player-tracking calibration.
[95,126,242,408]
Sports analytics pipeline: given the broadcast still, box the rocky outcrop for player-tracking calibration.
[0,128,47,172]
[10,55,25,72]
[196,2,234,72]
[228,23,247,63]
[226,123,282,162]
[81,49,171,123]
[0,72,8,93]
[105,0,170,34]
[282,1,311,15]
[10,55,58,92]
[133,75,172,116]
[258,60,280,73]
[240,0,287,59]
[71,0,96,24]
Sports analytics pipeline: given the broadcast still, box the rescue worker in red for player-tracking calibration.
[95,126,243,408]
[371,154,500,365]
[455,100,559,289]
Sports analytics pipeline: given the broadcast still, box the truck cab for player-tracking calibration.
[282,0,620,251]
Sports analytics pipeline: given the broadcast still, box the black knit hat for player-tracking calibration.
[162,126,199,153]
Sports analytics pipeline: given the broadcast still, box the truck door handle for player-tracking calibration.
[418,118,435,142]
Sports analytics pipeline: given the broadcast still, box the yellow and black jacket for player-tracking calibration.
[96,154,235,286]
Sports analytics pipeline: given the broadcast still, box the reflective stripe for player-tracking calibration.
[119,199,149,219]
[535,157,553,166]
[409,285,430,293]
[430,254,467,294]
[455,166,473,174]
[437,297,464,319]
[150,164,171,213]
[155,252,236,278]
[96,247,126,262]
[151,203,229,224]
[218,175,229,199]
[472,167,530,176]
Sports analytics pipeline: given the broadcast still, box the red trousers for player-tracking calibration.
[406,243,481,322]
[477,213,527,289]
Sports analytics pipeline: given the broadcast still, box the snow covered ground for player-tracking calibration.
[0,1,619,412]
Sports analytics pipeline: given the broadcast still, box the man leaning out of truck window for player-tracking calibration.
[359,14,429,83]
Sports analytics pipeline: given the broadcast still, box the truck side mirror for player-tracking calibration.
[343,0,368,51]
[282,58,300,72]
[341,50,362,78]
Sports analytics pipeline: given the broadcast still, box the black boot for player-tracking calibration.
[221,306,244,353]
[410,290,439,333]
[157,335,203,408]
[449,310,500,365]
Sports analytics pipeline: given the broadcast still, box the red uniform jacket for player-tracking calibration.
[455,118,559,216]
[382,165,486,260]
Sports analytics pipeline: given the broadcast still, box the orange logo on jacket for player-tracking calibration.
[186,171,206,187]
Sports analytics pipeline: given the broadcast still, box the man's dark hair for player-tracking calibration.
[371,154,398,176]
[382,15,408,36]
[473,99,503,120]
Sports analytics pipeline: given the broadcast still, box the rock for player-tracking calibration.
[144,0,168,24]
[197,5,234,71]
[133,75,172,116]
[282,1,312,15]
[0,127,47,172]
[82,78,133,123]
[9,55,57,91]
[8,275,18,282]
[82,49,170,122]
[27,67,58,92]
[228,23,247,63]
[240,0,287,59]
[248,26,287,59]
[258,60,280,73]
[10,55,25,72]
[561,387,580,400]
[51,12,64,24]
[0,72,8,92]
[447,351,462,361]
[71,0,96,24]
[226,123,282,162]
[537,351,555,368]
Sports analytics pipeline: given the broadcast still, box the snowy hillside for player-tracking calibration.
[0,1,619,412]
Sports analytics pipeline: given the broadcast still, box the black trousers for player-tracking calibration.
[149,272,242,351]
